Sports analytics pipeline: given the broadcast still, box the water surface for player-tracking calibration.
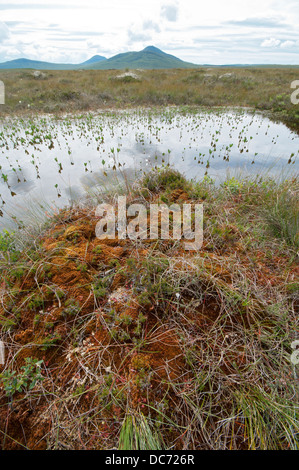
[0,108,298,230]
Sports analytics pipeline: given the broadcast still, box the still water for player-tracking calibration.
[0,108,298,230]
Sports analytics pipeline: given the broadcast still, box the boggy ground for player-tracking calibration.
[0,67,299,131]
[0,168,298,450]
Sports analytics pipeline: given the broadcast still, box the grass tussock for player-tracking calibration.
[0,168,298,450]
[261,182,299,247]
[118,413,162,450]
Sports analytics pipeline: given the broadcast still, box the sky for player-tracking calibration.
[0,0,298,65]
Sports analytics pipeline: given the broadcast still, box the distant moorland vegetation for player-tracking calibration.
[0,67,298,131]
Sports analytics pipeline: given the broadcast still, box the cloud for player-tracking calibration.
[3,21,22,27]
[143,20,160,33]
[0,22,10,42]
[0,3,82,10]
[280,40,295,48]
[0,1,298,65]
[161,4,178,22]
[127,30,151,44]
[66,31,105,37]
[127,18,161,45]
[225,17,288,28]
[261,37,281,47]
[0,45,21,60]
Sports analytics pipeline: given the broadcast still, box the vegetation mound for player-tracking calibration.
[0,168,298,450]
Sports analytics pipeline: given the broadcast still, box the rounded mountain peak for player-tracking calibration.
[142,46,163,53]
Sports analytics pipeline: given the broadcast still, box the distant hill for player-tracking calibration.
[79,55,107,66]
[0,56,106,70]
[0,46,198,70]
[0,58,79,70]
[84,46,198,70]
[0,48,298,70]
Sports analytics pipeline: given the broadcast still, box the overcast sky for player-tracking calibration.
[0,0,298,64]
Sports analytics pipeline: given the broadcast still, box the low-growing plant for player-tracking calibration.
[0,316,17,331]
[142,167,190,193]
[0,230,21,262]
[28,294,44,311]
[0,357,44,398]
[221,176,243,194]
[92,245,103,255]
[62,298,80,317]
[40,332,62,350]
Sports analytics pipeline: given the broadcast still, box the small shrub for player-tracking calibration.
[28,294,44,311]
[0,357,44,397]
[62,298,80,317]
